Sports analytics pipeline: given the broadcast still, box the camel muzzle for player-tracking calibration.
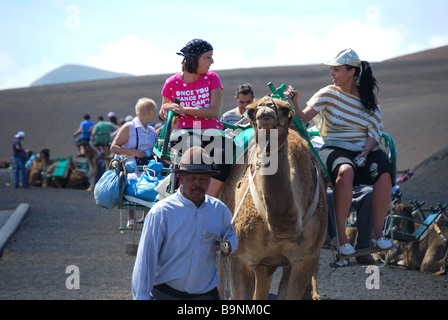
[255,108,278,129]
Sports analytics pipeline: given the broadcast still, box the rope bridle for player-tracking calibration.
[205,97,321,299]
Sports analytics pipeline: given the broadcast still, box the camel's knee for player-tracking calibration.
[230,257,256,299]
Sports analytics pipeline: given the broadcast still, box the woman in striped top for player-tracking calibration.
[286,48,393,257]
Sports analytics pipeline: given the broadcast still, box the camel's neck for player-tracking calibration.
[255,139,301,238]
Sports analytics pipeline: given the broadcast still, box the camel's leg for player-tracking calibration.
[277,265,291,300]
[283,258,320,300]
[87,159,97,192]
[230,256,255,300]
[421,245,445,273]
[86,145,97,192]
[104,146,111,170]
[253,265,276,300]
[434,248,448,275]
[405,244,421,270]
[87,166,96,191]
[311,273,321,300]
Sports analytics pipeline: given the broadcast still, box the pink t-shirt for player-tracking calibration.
[161,72,224,130]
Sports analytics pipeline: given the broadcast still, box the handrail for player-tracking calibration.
[382,132,397,186]
[153,110,174,160]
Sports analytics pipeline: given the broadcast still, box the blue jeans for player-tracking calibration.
[14,157,28,188]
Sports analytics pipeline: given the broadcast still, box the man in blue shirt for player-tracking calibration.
[12,131,29,188]
[132,147,238,300]
[73,114,94,157]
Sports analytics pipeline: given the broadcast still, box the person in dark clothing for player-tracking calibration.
[12,131,29,188]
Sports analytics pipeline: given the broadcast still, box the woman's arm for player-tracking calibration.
[110,124,130,155]
[285,85,317,123]
[354,136,377,168]
[110,124,145,158]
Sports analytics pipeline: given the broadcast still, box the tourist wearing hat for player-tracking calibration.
[132,146,238,300]
[12,131,29,189]
[159,39,232,198]
[107,111,119,130]
[285,48,393,257]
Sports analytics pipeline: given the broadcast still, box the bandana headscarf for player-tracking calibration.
[177,39,213,58]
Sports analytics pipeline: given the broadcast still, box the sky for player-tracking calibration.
[1,0,447,90]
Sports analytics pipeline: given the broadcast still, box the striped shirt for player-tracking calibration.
[220,107,244,124]
[307,85,384,152]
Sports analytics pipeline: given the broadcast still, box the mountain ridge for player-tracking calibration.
[30,64,133,87]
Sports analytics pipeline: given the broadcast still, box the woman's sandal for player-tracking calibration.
[371,237,392,249]
[338,243,356,256]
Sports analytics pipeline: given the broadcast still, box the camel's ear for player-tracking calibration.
[246,108,255,124]
[246,99,259,124]
[287,109,294,125]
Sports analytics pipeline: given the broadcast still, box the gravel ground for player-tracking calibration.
[0,168,447,300]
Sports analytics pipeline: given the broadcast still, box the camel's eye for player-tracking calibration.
[247,108,256,122]
[281,107,291,117]
[266,103,275,109]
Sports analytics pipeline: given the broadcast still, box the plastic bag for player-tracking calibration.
[124,179,138,197]
[125,170,166,202]
[124,159,166,202]
[94,169,124,209]
[135,170,159,201]
[147,159,163,176]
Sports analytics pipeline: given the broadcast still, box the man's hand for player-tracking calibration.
[216,240,232,257]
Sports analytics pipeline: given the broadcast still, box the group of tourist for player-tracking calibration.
[13,38,394,300]
[72,111,128,159]
[130,39,393,300]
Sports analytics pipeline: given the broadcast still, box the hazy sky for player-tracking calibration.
[1,0,447,90]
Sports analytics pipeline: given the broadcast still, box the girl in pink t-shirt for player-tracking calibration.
[159,39,231,197]
[162,71,224,130]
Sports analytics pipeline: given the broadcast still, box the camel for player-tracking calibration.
[220,96,328,300]
[41,157,90,189]
[85,144,111,191]
[0,160,9,168]
[386,202,448,275]
[27,148,51,186]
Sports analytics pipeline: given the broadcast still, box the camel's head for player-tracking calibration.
[385,202,415,263]
[39,148,50,161]
[246,96,294,131]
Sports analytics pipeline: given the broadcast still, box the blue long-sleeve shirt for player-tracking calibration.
[131,188,238,300]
